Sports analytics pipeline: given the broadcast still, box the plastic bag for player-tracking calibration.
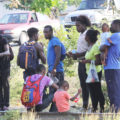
[86,60,99,83]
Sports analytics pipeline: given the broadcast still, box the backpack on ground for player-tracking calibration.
[18,41,38,70]
[60,42,66,61]
[21,75,44,107]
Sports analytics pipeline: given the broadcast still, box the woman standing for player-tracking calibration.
[69,15,91,110]
[81,29,105,112]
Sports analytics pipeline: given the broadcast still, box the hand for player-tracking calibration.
[51,68,56,77]
[107,38,112,44]
[78,88,81,94]
[101,60,106,66]
[80,59,89,64]
[66,51,73,57]
[67,52,77,60]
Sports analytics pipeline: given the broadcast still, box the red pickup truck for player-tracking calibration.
[0,11,60,44]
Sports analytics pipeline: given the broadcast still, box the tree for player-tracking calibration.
[7,0,67,15]
[67,0,81,7]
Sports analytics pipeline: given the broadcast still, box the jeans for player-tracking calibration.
[78,62,89,108]
[35,88,54,112]
[0,69,10,108]
[88,71,105,111]
[105,69,120,112]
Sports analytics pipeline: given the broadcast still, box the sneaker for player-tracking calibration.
[3,106,9,111]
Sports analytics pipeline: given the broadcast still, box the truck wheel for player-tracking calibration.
[19,32,28,45]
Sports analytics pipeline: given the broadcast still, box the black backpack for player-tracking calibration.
[18,41,38,70]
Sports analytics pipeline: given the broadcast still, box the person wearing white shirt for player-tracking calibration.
[68,15,91,110]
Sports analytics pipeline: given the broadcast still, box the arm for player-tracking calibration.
[68,51,86,59]
[35,43,46,64]
[0,44,10,57]
[53,45,61,69]
[51,83,59,90]
[51,45,61,75]
[99,45,108,52]
[81,54,101,65]
[70,89,81,101]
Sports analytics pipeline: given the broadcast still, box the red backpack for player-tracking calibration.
[21,75,44,107]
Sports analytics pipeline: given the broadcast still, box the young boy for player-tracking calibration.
[53,81,81,112]
[26,64,59,112]
[100,23,111,65]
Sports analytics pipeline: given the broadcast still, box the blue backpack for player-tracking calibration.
[60,42,66,61]
[18,41,38,70]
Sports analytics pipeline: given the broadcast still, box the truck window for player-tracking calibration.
[31,13,38,22]
[0,13,28,24]
[77,0,106,10]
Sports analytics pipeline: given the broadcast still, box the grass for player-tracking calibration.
[9,45,109,110]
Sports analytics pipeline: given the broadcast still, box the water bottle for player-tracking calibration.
[48,73,59,84]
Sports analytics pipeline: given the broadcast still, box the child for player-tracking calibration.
[26,64,59,112]
[100,23,111,65]
[53,81,81,113]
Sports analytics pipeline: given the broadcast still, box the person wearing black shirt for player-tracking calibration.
[0,35,14,111]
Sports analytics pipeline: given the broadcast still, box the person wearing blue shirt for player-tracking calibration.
[43,25,64,112]
[100,19,120,112]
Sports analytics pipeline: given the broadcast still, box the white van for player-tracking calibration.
[64,0,120,28]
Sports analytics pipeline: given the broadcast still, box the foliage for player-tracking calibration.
[0,110,20,120]
[7,0,67,16]
[67,0,81,7]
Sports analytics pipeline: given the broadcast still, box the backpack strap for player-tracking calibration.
[27,76,31,83]
[36,75,44,83]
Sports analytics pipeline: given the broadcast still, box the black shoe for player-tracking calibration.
[83,105,88,109]
[100,107,104,113]
[92,108,97,113]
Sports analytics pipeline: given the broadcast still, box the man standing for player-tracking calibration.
[17,28,46,80]
[44,25,64,111]
[44,25,64,84]
[0,35,14,111]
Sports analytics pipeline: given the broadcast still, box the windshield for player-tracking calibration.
[77,0,106,10]
[0,13,28,24]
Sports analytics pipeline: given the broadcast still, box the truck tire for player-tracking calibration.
[19,32,28,45]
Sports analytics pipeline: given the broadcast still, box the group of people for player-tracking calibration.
[0,15,120,113]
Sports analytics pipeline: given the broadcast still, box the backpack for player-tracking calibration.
[60,42,66,61]
[18,41,38,70]
[21,75,44,107]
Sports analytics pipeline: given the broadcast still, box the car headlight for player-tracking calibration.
[3,30,12,34]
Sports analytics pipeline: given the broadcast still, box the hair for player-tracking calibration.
[44,25,53,32]
[36,64,46,73]
[102,23,109,28]
[76,15,91,27]
[111,19,120,32]
[60,81,69,88]
[27,28,39,38]
[86,29,99,43]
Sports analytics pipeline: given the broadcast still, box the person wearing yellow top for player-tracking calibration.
[81,29,105,113]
